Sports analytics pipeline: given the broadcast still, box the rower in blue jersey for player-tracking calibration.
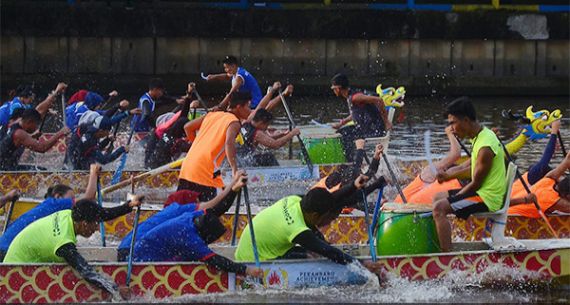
[205,55,263,110]
[131,78,165,132]
[119,171,263,279]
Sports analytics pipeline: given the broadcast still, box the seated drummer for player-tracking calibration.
[126,171,263,279]
[235,174,380,264]
[432,98,507,252]
[3,194,143,300]
[330,74,392,168]
[510,152,570,217]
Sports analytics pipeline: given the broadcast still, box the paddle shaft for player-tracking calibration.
[96,177,107,247]
[277,90,314,174]
[558,131,567,156]
[106,122,121,153]
[498,138,559,238]
[455,134,471,157]
[360,190,376,261]
[2,197,18,234]
[110,119,137,184]
[242,186,261,267]
[230,190,242,246]
[382,154,407,203]
[126,179,140,286]
[369,186,385,262]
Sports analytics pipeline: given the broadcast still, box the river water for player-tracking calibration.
[65,95,569,303]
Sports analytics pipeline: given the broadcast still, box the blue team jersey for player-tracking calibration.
[234,67,262,108]
[0,98,32,126]
[133,210,214,262]
[0,197,74,252]
[118,202,198,251]
[131,93,155,132]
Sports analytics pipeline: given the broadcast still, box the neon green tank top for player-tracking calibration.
[470,127,507,212]
[235,196,309,262]
[3,210,77,263]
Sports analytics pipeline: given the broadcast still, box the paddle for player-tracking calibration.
[242,185,260,267]
[454,134,471,157]
[277,90,314,175]
[96,176,107,247]
[111,120,137,185]
[126,177,141,287]
[382,154,406,203]
[369,185,385,262]
[105,122,121,154]
[558,131,567,156]
[498,138,559,238]
[102,158,184,195]
[2,195,19,234]
[360,190,375,261]
[230,190,242,246]
[61,92,72,171]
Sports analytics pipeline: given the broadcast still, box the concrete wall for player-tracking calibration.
[2,36,567,95]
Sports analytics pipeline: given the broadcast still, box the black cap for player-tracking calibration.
[331,73,349,89]
[194,212,226,244]
[16,85,34,98]
[301,188,336,215]
[72,199,104,222]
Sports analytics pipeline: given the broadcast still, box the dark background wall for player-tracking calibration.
[1,1,569,96]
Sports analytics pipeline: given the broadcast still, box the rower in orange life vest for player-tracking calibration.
[509,152,570,217]
[330,74,392,171]
[178,91,252,201]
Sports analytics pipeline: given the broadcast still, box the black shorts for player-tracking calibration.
[177,179,217,202]
[447,189,489,220]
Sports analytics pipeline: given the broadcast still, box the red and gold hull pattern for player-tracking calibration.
[0,247,568,303]
[0,263,228,303]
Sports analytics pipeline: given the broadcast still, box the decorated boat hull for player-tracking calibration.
[2,198,569,244]
[1,241,568,303]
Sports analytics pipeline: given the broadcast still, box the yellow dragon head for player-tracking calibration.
[376,84,405,108]
[523,106,562,140]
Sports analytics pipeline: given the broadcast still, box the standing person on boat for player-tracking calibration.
[0,190,19,210]
[235,174,381,264]
[205,55,263,110]
[131,78,165,132]
[125,171,263,279]
[3,195,143,300]
[510,152,570,217]
[0,164,139,261]
[432,97,507,252]
[178,92,251,201]
[0,82,67,127]
[67,101,141,170]
[0,109,70,171]
[144,83,200,169]
[330,74,392,167]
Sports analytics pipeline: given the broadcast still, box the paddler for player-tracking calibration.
[205,55,263,110]
[65,90,119,131]
[2,194,143,300]
[312,144,385,213]
[144,83,200,169]
[330,74,392,168]
[125,171,263,279]
[509,152,570,217]
[432,97,507,252]
[0,109,69,171]
[131,78,165,132]
[0,164,139,261]
[235,174,382,264]
[0,82,67,127]
[178,91,252,201]
[67,100,141,170]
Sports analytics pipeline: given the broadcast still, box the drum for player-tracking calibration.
[376,202,440,256]
[304,133,346,164]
